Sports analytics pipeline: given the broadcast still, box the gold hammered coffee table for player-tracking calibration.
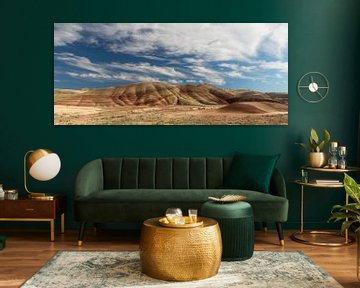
[139,217,222,281]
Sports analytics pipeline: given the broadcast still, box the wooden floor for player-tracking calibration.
[0,228,358,288]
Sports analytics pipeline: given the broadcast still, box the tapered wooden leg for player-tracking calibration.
[61,213,65,234]
[276,222,284,246]
[77,222,86,246]
[262,222,268,232]
[50,220,55,242]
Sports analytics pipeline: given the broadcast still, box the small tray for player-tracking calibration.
[159,216,203,228]
[208,194,246,203]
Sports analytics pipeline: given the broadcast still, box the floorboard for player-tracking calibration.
[0,229,357,288]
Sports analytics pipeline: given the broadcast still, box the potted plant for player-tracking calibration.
[329,173,360,279]
[297,128,330,167]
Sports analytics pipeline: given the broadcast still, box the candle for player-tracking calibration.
[338,146,346,153]
[330,142,338,148]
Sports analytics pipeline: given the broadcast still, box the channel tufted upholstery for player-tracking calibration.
[101,158,232,190]
[74,157,288,245]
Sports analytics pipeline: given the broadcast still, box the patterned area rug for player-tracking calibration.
[21,251,342,288]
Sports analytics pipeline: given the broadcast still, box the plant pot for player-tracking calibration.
[308,152,328,168]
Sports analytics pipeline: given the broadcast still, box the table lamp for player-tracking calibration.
[24,149,61,199]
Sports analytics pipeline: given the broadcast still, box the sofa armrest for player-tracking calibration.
[75,159,104,199]
[269,168,287,198]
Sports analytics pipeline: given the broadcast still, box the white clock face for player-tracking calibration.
[308,82,318,92]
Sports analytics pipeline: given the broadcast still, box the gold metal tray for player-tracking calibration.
[208,194,246,203]
[159,216,203,228]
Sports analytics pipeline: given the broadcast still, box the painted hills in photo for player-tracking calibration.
[54,82,288,125]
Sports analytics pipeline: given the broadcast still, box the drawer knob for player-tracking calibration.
[25,208,35,211]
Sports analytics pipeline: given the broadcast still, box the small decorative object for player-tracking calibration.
[24,148,61,199]
[329,173,360,280]
[188,209,198,223]
[0,184,4,200]
[300,169,308,183]
[296,128,330,168]
[337,146,347,169]
[297,72,329,103]
[159,216,203,228]
[174,216,185,225]
[328,142,338,169]
[165,207,183,224]
[208,195,246,203]
[5,189,18,200]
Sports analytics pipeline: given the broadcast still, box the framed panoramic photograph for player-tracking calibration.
[54,23,288,125]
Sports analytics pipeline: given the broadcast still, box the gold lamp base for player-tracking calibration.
[28,192,55,200]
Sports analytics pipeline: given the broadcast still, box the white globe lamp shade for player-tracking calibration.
[29,151,61,181]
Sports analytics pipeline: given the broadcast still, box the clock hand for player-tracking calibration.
[310,76,316,90]
[316,90,323,98]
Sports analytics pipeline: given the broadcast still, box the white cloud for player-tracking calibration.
[258,61,288,72]
[67,71,160,83]
[167,79,181,84]
[227,71,245,78]
[258,24,288,59]
[189,65,225,86]
[218,63,258,80]
[54,24,83,46]
[66,72,112,79]
[55,52,107,75]
[56,53,181,83]
[54,23,288,62]
[112,73,160,83]
[109,62,186,78]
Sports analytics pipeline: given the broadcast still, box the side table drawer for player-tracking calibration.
[1,201,55,218]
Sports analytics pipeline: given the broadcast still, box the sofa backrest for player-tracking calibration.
[102,158,233,190]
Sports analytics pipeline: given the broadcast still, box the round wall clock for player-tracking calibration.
[297,72,329,103]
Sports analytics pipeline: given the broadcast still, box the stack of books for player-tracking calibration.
[314,179,341,185]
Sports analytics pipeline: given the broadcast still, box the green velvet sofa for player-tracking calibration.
[74,157,288,245]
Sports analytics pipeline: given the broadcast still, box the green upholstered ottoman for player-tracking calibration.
[201,201,254,261]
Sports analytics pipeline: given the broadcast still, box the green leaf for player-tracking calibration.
[310,128,319,144]
[341,220,358,234]
[329,212,357,221]
[296,142,312,152]
[331,203,360,215]
[317,140,325,152]
[323,129,330,144]
[308,137,317,151]
[344,173,360,204]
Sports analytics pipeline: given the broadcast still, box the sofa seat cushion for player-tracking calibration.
[75,189,288,222]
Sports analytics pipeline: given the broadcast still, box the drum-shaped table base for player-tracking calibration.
[139,217,222,281]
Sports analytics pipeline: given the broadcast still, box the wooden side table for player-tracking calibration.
[0,195,66,241]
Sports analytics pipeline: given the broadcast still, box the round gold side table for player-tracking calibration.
[139,217,222,281]
[291,166,360,246]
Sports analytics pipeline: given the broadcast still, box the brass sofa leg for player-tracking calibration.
[262,222,268,232]
[77,222,86,246]
[276,222,285,246]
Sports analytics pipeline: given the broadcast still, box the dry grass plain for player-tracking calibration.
[54,103,288,125]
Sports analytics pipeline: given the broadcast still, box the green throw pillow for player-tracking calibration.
[223,153,280,193]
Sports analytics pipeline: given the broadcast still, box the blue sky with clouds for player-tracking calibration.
[54,23,288,92]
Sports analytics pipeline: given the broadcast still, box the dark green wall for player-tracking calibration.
[0,0,359,230]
